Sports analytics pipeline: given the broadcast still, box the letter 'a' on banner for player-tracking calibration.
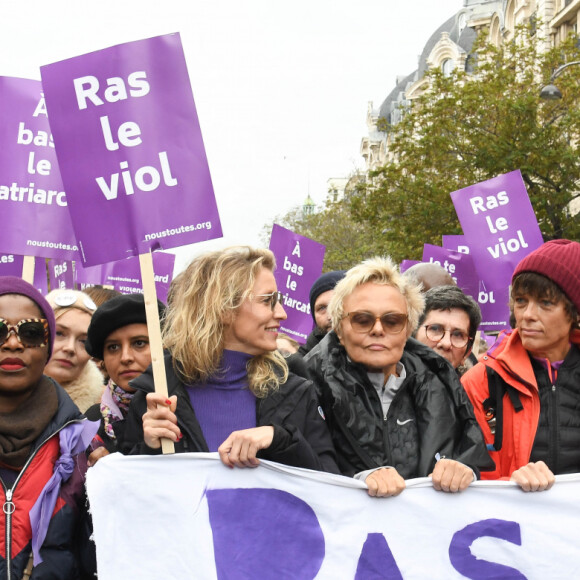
[41,33,225,453]
[269,224,325,344]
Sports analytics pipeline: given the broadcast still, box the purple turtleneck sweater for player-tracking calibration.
[186,350,257,451]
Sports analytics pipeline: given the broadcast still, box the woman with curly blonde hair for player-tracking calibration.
[122,247,338,473]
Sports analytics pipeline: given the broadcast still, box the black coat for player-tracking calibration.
[121,354,339,474]
[304,332,493,478]
[297,327,326,357]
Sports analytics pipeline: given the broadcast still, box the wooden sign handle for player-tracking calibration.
[139,251,175,455]
[22,256,35,284]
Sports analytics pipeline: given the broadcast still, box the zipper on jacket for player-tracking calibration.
[4,487,14,580]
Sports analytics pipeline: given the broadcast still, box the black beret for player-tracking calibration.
[85,294,165,359]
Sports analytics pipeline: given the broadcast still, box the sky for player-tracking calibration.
[0,0,462,274]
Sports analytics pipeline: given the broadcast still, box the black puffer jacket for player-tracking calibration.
[304,332,493,478]
[121,353,339,474]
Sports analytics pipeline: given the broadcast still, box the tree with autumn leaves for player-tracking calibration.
[267,25,580,268]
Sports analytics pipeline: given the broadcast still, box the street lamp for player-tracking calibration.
[540,60,580,100]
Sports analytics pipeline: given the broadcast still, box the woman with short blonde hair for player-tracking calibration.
[123,246,338,473]
[305,256,491,497]
[328,256,424,336]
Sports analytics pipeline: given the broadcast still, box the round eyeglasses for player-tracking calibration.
[423,324,471,348]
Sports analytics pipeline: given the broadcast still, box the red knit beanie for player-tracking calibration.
[512,239,580,312]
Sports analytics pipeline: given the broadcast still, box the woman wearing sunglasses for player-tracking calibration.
[304,257,491,497]
[0,277,97,578]
[122,247,338,473]
[44,289,103,413]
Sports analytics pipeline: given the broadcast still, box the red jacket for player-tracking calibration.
[461,328,580,480]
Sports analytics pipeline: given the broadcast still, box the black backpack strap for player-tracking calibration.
[482,366,523,452]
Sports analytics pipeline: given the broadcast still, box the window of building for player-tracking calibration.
[441,58,455,77]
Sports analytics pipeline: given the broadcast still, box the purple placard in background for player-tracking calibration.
[75,251,175,304]
[442,235,470,255]
[421,244,479,299]
[450,170,543,288]
[0,254,48,295]
[41,33,222,266]
[269,224,325,344]
[47,259,75,291]
[440,237,510,332]
[0,77,79,260]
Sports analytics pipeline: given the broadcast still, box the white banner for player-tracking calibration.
[86,453,580,579]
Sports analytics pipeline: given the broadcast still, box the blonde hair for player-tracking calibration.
[329,256,425,337]
[162,246,288,396]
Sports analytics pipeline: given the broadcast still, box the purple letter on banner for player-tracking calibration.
[206,488,324,580]
[450,170,543,288]
[41,33,222,266]
[269,224,325,344]
[0,77,79,260]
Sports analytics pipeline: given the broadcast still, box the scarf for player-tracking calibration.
[0,377,58,469]
[100,380,134,439]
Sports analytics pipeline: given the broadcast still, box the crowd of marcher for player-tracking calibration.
[0,239,578,577]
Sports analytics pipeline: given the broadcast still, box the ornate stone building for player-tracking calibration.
[361,0,580,173]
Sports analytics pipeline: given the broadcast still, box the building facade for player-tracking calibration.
[361,0,580,173]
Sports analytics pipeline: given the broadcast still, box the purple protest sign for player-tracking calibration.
[0,77,79,260]
[47,259,75,291]
[431,240,510,332]
[422,244,479,298]
[0,254,48,295]
[450,170,543,287]
[41,33,222,266]
[269,224,325,344]
[442,235,470,255]
[75,251,175,304]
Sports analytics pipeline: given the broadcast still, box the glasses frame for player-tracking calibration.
[343,311,408,335]
[0,318,49,348]
[423,324,471,349]
[253,291,283,312]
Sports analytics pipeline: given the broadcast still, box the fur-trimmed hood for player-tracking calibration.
[61,359,104,413]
